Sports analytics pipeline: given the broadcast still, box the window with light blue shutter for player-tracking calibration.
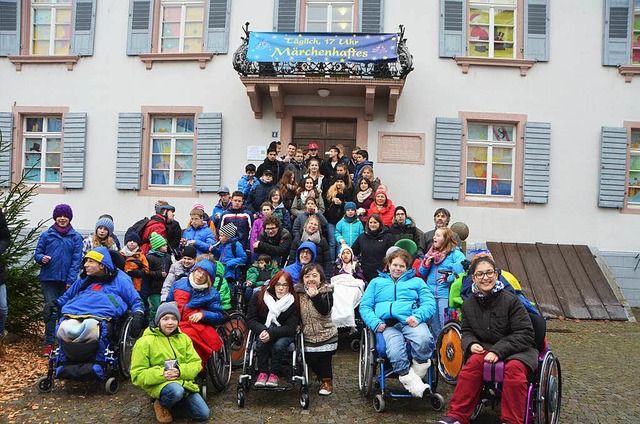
[603,0,632,66]
[360,0,383,33]
[524,0,549,62]
[0,112,13,188]
[115,113,143,190]
[433,117,462,200]
[599,127,628,208]
[195,113,222,193]
[523,122,551,204]
[126,0,154,55]
[439,0,466,58]
[0,0,21,56]
[205,0,230,54]
[274,0,299,32]
[71,0,96,56]
[61,113,87,189]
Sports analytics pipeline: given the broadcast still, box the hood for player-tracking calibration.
[296,241,317,264]
[85,246,115,273]
[191,259,216,283]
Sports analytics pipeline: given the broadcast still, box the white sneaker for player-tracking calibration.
[398,368,430,398]
[410,359,431,380]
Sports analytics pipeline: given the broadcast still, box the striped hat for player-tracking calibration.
[149,232,167,251]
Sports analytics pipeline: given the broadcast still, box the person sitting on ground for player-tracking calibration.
[180,208,216,257]
[253,215,292,267]
[238,163,257,198]
[131,302,210,423]
[359,249,436,398]
[82,217,119,256]
[120,231,149,296]
[246,271,300,388]
[436,255,538,424]
[351,214,394,283]
[160,245,197,302]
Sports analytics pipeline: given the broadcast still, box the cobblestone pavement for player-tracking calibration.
[2,315,639,424]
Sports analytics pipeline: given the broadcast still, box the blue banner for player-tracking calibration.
[247,32,398,63]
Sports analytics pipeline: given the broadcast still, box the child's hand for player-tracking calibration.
[245,281,253,287]
[188,312,203,323]
[164,368,180,380]
[161,272,167,278]
[42,255,51,264]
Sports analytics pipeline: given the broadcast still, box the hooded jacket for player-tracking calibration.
[283,241,317,284]
[181,223,216,257]
[211,237,248,280]
[418,248,466,299]
[351,227,394,282]
[294,279,337,347]
[35,225,83,285]
[288,234,332,278]
[255,227,292,267]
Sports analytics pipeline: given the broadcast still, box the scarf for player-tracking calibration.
[120,245,138,257]
[300,191,311,204]
[263,292,294,327]
[425,246,449,265]
[301,230,321,244]
[356,188,373,203]
[472,278,505,298]
[189,272,209,291]
[344,214,357,223]
[53,223,73,236]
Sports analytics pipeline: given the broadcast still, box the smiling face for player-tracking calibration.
[304,178,315,191]
[271,191,281,204]
[159,314,179,336]
[389,257,408,279]
[308,161,319,173]
[472,261,497,295]
[303,267,322,288]
[181,256,196,268]
[287,144,296,157]
[295,151,304,162]
[375,193,386,205]
[362,168,373,180]
[368,217,380,232]
[359,179,369,191]
[305,218,319,235]
[84,257,105,277]
[299,248,313,265]
[335,179,345,190]
[55,216,70,228]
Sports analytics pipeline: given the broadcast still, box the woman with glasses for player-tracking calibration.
[436,255,538,424]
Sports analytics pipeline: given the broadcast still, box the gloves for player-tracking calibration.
[126,269,145,278]
[43,300,59,323]
[129,311,147,337]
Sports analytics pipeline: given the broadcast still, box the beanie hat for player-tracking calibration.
[333,175,346,184]
[385,246,401,258]
[53,204,73,221]
[375,187,387,197]
[395,238,418,257]
[182,245,197,259]
[125,231,142,245]
[149,232,167,251]
[192,202,205,211]
[344,201,357,212]
[220,223,237,238]
[95,217,114,236]
[155,301,181,326]
[395,206,407,216]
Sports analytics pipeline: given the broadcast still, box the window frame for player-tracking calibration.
[623,121,640,213]
[148,115,196,188]
[157,0,206,54]
[467,0,518,60]
[632,2,640,65]
[299,0,359,32]
[29,0,73,55]
[22,115,63,185]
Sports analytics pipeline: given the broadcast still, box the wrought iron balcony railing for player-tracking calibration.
[232,23,413,79]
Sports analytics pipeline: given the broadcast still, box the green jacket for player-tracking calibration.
[245,263,279,286]
[130,327,202,399]
[213,260,232,310]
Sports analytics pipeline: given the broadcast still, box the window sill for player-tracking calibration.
[138,53,214,70]
[137,187,198,197]
[458,197,524,209]
[618,66,640,83]
[7,55,79,71]
[454,56,536,76]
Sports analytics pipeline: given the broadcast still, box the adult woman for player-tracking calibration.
[295,264,338,396]
[436,256,537,424]
[35,204,83,356]
[291,196,329,241]
[324,176,352,261]
[269,188,292,230]
[418,227,466,337]
[291,176,325,218]
[359,249,436,398]
[246,271,300,388]
[303,157,324,191]
[288,215,332,277]
[278,170,298,212]
[360,165,381,190]
[351,214,394,283]
[367,187,395,226]
[355,178,375,224]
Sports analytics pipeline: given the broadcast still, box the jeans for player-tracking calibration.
[326,223,337,262]
[159,382,210,421]
[41,281,67,345]
[0,284,7,335]
[256,336,294,376]
[382,322,434,375]
[429,297,448,338]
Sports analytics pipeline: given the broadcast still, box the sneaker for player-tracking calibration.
[319,378,333,395]
[153,400,173,423]
[41,344,54,357]
[436,417,461,424]
[265,374,279,388]
[254,372,268,388]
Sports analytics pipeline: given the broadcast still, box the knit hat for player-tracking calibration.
[182,245,197,259]
[395,239,418,257]
[220,223,237,238]
[344,201,357,212]
[154,301,181,326]
[125,231,142,245]
[333,175,346,184]
[192,202,205,211]
[386,246,401,258]
[149,232,167,250]
[53,204,73,221]
[375,187,387,197]
[395,206,407,216]
[95,217,114,236]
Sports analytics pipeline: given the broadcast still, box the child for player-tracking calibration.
[333,245,364,280]
[82,217,119,256]
[121,232,149,294]
[130,302,210,423]
[331,245,365,330]
[146,232,171,325]
[160,245,197,302]
[181,208,216,257]
[238,163,257,198]
[246,254,280,293]
[212,223,248,283]
[334,202,364,252]
[249,202,273,257]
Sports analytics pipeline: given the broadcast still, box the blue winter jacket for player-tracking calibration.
[211,238,248,280]
[182,224,216,256]
[283,241,317,284]
[359,269,436,332]
[237,174,256,198]
[334,217,364,247]
[166,275,224,326]
[418,248,467,299]
[35,225,84,286]
[211,201,231,230]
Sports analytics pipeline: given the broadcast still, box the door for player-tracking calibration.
[292,118,357,157]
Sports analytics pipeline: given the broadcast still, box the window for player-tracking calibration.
[31,0,72,55]
[305,0,355,32]
[149,116,195,187]
[468,0,516,59]
[629,130,640,204]
[22,116,62,184]
[633,1,640,65]
[159,0,205,53]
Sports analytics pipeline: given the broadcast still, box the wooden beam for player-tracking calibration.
[269,84,284,119]
[364,86,376,121]
[387,87,401,122]
[245,84,262,119]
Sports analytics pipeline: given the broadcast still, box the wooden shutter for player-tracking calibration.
[439,0,466,58]
[360,0,384,33]
[433,117,462,200]
[599,126,628,208]
[71,0,96,56]
[61,113,87,189]
[274,0,299,32]
[0,112,13,188]
[603,0,632,66]
[205,0,230,54]
[523,122,551,204]
[115,113,143,190]
[195,113,222,193]
[126,0,154,55]
[0,0,21,56]
[524,0,549,62]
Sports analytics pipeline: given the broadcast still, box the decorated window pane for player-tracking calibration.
[22,116,62,184]
[149,116,196,187]
[160,0,205,53]
[306,0,354,32]
[31,1,72,55]
[628,130,640,204]
[468,1,516,59]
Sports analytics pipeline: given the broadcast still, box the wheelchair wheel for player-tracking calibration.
[437,321,463,385]
[536,352,562,424]
[105,377,119,395]
[222,313,249,368]
[358,329,375,397]
[118,314,138,378]
[36,376,53,393]
[237,385,246,408]
[430,393,445,411]
[208,331,231,392]
[373,394,386,412]
[300,387,310,409]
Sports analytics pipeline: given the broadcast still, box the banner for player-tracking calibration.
[246,32,398,63]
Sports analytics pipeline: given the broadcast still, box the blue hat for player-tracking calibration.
[192,260,216,285]
[344,201,357,212]
[85,246,115,272]
[95,217,114,236]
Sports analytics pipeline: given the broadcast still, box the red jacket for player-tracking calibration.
[140,214,167,254]
[367,199,396,227]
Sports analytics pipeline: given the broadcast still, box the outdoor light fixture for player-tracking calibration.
[317,88,331,98]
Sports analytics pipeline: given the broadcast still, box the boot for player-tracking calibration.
[398,369,430,398]
[153,400,173,423]
[410,359,431,380]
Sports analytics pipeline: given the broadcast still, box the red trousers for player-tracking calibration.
[447,353,529,424]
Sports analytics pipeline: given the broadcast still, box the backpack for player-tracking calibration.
[126,217,150,239]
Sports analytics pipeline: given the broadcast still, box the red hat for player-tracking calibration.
[308,142,319,150]
[375,187,387,196]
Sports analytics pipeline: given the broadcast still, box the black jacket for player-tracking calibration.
[389,218,425,256]
[351,227,394,282]
[255,228,292,267]
[247,180,276,214]
[247,290,299,340]
[256,158,285,182]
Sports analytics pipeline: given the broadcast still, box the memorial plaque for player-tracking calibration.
[378,132,425,164]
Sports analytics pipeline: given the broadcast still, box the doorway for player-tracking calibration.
[292,118,358,157]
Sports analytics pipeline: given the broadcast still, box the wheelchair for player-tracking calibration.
[236,329,310,409]
[36,312,138,395]
[358,327,445,413]
[195,324,232,399]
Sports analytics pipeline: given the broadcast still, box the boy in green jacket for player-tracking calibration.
[130,302,209,423]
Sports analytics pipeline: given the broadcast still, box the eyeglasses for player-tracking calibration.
[473,270,496,279]
[265,227,277,231]
[275,283,289,288]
